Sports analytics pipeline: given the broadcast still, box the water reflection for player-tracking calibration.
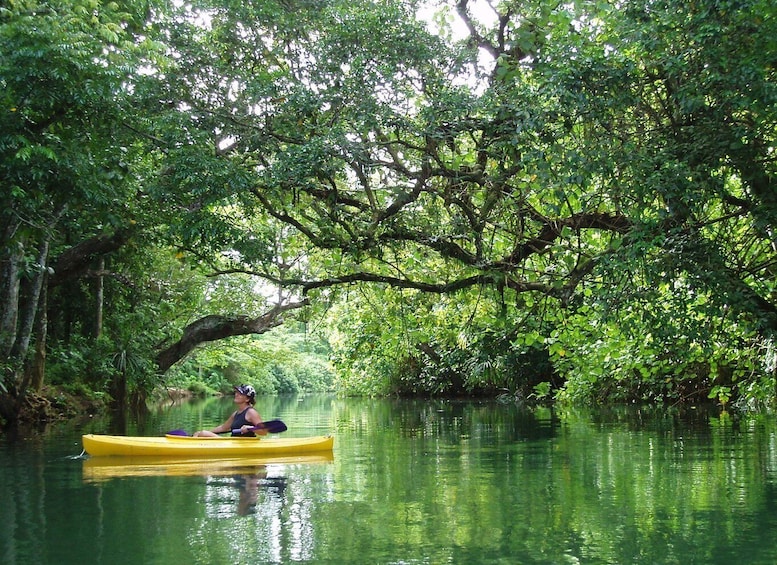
[204,468,288,518]
[236,473,262,516]
[81,454,332,482]
[6,397,777,564]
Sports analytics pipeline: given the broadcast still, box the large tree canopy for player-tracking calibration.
[144,0,777,401]
[1,0,776,422]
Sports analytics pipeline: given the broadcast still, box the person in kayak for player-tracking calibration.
[193,384,268,437]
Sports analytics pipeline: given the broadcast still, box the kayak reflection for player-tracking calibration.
[81,453,333,482]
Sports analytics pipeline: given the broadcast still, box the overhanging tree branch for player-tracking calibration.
[155,299,310,373]
[49,228,135,287]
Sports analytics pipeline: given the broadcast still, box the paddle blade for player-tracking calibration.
[262,419,287,433]
[166,429,189,436]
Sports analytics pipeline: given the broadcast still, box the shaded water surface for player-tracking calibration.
[2,395,777,564]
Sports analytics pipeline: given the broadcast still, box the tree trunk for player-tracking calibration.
[95,256,104,338]
[12,238,50,414]
[0,235,49,423]
[30,278,48,392]
[11,238,50,363]
[0,224,23,359]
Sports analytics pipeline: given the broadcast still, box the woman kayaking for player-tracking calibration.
[193,384,268,437]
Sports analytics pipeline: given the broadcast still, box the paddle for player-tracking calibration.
[241,419,287,434]
[167,419,288,436]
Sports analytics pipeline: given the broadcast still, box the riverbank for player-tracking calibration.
[0,385,199,432]
[14,385,107,424]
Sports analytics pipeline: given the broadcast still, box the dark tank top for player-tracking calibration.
[231,407,256,436]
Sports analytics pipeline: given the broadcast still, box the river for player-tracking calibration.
[2,394,777,564]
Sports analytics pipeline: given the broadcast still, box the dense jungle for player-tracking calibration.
[1,0,776,426]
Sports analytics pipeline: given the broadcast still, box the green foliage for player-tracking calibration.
[327,285,558,397]
[165,323,334,395]
[3,0,777,416]
[184,380,213,397]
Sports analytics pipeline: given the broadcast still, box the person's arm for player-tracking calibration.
[209,416,235,434]
[193,412,236,437]
[238,408,268,436]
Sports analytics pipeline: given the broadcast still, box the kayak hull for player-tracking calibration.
[82,433,334,457]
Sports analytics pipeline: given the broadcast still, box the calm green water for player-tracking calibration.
[2,395,777,564]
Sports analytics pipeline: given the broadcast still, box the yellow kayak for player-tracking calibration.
[82,433,334,457]
[82,453,333,482]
